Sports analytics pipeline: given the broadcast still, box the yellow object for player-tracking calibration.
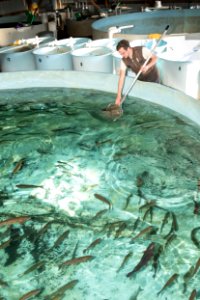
[148,33,161,39]
[31,2,38,14]
[31,2,38,10]
[12,40,22,46]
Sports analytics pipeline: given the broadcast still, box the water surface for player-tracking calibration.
[0,88,200,300]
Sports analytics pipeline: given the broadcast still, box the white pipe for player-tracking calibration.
[108,25,134,40]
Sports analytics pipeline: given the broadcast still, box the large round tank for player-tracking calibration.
[32,45,73,70]
[71,46,113,73]
[92,9,200,39]
[0,44,36,72]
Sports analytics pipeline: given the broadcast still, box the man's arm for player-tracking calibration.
[115,69,126,106]
[141,48,157,73]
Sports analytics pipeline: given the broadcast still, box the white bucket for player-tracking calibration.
[0,44,36,72]
[71,46,113,73]
[32,45,73,70]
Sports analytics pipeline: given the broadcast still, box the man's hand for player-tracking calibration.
[140,65,149,74]
[115,96,121,106]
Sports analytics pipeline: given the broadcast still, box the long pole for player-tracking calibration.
[120,25,170,106]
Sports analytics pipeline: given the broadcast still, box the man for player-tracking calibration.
[115,39,159,106]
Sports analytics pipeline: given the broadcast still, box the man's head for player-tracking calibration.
[116,39,131,58]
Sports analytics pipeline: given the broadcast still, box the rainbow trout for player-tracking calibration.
[157,273,179,296]
[19,289,42,300]
[126,242,155,277]
[94,193,113,210]
[191,227,200,249]
[0,216,30,227]
[83,238,102,253]
[189,289,197,300]
[60,255,94,268]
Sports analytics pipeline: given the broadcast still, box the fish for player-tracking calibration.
[105,221,124,237]
[60,255,94,268]
[189,289,197,300]
[33,221,54,243]
[193,199,200,215]
[117,251,133,273]
[91,209,108,221]
[19,289,42,300]
[192,257,200,277]
[152,244,163,277]
[164,233,177,248]
[126,242,155,277]
[57,160,73,167]
[133,217,141,230]
[20,261,45,277]
[157,273,179,296]
[171,212,179,231]
[95,139,112,146]
[16,184,43,189]
[83,238,102,253]
[136,176,144,188]
[164,225,174,240]
[124,193,133,210]
[72,240,79,258]
[51,229,70,250]
[11,158,25,176]
[0,216,30,227]
[160,211,171,233]
[131,226,157,241]
[0,239,11,250]
[115,222,127,239]
[139,200,156,212]
[191,227,200,249]
[197,179,200,191]
[142,206,153,222]
[183,265,195,293]
[0,278,8,287]
[45,280,78,299]
[94,193,113,210]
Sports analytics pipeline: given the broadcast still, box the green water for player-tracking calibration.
[0,88,200,300]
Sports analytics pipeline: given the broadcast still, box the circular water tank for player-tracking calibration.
[33,45,73,70]
[0,44,36,72]
[71,46,113,73]
[48,37,91,48]
[86,38,121,50]
[112,50,121,75]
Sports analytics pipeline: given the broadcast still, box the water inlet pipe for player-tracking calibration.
[108,25,134,40]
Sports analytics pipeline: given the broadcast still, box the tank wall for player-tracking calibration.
[0,71,200,126]
[158,59,200,99]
